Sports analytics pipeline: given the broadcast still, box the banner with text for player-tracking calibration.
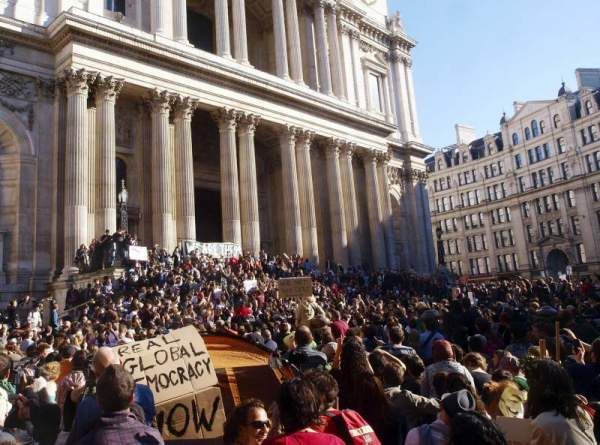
[278,277,313,299]
[183,241,242,258]
[114,325,225,440]
[128,245,149,262]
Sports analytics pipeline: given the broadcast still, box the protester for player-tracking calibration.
[223,399,271,445]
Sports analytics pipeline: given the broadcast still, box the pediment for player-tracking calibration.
[509,100,555,122]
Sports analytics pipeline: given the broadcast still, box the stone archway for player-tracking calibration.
[546,248,569,278]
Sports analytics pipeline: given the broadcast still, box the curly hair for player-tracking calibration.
[449,412,506,445]
[223,398,266,445]
[525,359,578,420]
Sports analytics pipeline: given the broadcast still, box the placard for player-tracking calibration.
[495,417,532,445]
[114,326,224,440]
[243,279,258,293]
[183,241,241,258]
[278,277,313,299]
[128,245,149,262]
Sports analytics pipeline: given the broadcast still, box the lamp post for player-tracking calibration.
[436,222,445,267]
[118,179,128,232]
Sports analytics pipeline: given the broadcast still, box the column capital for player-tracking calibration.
[238,113,261,132]
[340,142,357,158]
[210,107,239,131]
[401,56,413,68]
[296,129,315,144]
[172,95,198,120]
[146,89,172,114]
[282,125,301,142]
[324,1,339,15]
[388,49,402,64]
[325,138,343,159]
[94,75,124,103]
[376,151,391,165]
[63,68,96,95]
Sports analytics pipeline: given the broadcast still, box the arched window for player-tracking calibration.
[512,133,519,146]
[525,127,531,141]
[585,100,593,115]
[531,120,539,137]
[539,120,546,134]
[553,114,561,128]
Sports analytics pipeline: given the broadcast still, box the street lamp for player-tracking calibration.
[118,179,128,232]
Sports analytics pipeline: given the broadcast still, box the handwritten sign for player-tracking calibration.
[278,277,313,299]
[183,241,241,258]
[495,417,532,445]
[115,326,224,440]
[243,279,258,293]
[128,245,149,262]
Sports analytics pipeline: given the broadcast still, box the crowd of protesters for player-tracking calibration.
[0,236,599,444]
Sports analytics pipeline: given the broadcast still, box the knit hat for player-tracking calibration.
[432,339,454,362]
[441,389,476,418]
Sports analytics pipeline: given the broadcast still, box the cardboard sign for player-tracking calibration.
[183,241,241,258]
[128,245,149,262]
[243,279,258,293]
[495,417,532,445]
[114,326,224,440]
[278,277,313,299]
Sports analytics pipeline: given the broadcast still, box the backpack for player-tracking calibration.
[328,409,382,445]
[417,422,448,445]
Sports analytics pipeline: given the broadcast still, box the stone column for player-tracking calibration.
[325,140,349,267]
[211,108,242,245]
[95,75,123,236]
[173,96,197,242]
[63,69,94,273]
[389,50,410,141]
[340,26,355,104]
[238,113,261,255]
[295,130,319,263]
[149,90,174,250]
[173,0,188,43]
[215,0,231,58]
[350,30,365,108]
[382,75,394,123]
[301,11,319,90]
[403,57,421,141]
[232,0,249,64]
[313,0,332,95]
[285,0,304,83]
[363,152,387,270]
[87,106,96,240]
[340,144,361,267]
[272,0,290,79]
[280,127,303,255]
[326,3,344,99]
[151,0,167,36]
[377,155,397,269]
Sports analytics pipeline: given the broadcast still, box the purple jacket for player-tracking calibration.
[76,410,164,445]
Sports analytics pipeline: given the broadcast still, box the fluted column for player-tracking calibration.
[363,152,387,270]
[173,0,188,43]
[313,0,332,95]
[295,130,319,263]
[232,0,249,64]
[238,113,261,255]
[151,0,167,36]
[215,0,231,58]
[389,50,410,141]
[404,57,421,141]
[377,155,397,269]
[63,69,94,272]
[149,90,174,250]
[325,140,348,267]
[173,96,197,242]
[272,0,290,79]
[350,30,365,108]
[326,3,344,99]
[280,127,303,255]
[285,0,304,83]
[301,11,319,90]
[211,108,242,245]
[340,144,361,267]
[95,75,123,236]
[87,106,96,240]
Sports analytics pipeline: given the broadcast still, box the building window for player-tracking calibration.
[553,114,561,128]
[571,216,581,235]
[576,244,586,263]
[566,190,576,207]
[526,225,534,242]
[557,137,566,154]
[557,218,564,236]
[581,129,589,146]
[542,143,552,158]
[512,133,519,146]
[590,124,599,142]
[531,120,539,137]
[527,149,535,164]
[540,120,546,134]
[539,221,546,238]
[530,250,539,268]
[518,176,526,193]
[552,193,560,210]
[522,202,530,218]
[585,100,593,115]
[561,162,569,180]
[593,183,600,201]
[547,167,554,184]
[525,127,531,140]
[106,0,126,13]
[368,73,383,113]
[515,153,523,169]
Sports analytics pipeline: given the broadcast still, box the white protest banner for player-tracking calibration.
[128,245,149,262]
[243,279,258,293]
[278,277,313,299]
[495,417,532,445]
[183,241,242,258]
[114,325,225,440]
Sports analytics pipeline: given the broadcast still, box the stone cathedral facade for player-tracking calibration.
[0,0,434,297]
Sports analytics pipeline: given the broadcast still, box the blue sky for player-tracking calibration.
[389,0,600,148]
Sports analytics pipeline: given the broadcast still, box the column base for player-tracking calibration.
[237,60,254,68]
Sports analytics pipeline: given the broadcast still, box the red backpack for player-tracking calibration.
[326,409,382,445]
